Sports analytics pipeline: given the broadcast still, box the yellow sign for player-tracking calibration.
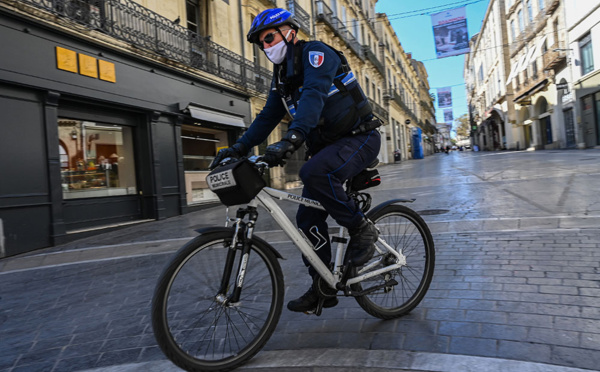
[98,60,116,83]
[216,146,228,153]
[78,53,98,78]
[56,47,77,73]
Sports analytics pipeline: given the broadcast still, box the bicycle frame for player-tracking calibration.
[229,186,406,292]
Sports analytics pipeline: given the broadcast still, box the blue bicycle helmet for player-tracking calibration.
[247,8,299,44]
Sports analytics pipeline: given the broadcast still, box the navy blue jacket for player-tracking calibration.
[237,41,371,153]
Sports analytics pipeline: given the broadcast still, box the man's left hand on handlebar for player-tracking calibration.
[209,142,248,170]
[263,129,304,167]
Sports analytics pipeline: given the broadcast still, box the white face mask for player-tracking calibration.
[264,30,292,64]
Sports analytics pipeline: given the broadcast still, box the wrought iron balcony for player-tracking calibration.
[287,0,310,35]
[543,42,567,71]
[545,0,560,15]
[368,98,388,123]
[387,89,409,113]
[315,0,363,58]
[17,0,273,94]
[362,45,384,76]
[507,0,519,17]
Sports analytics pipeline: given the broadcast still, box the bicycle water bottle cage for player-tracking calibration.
[206,159,266,206]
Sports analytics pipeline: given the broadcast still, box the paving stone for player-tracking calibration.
[465,310,508,324]
[480,324,528,341]
[403,333,449,353]
[580,332,600,349]
[527,327,581,347]
[448,336,497,357]
[53,354,100,372]
[95,348,143,368]
[551,345,600,371]
[1,152,600,371]
[554,317,600,333]
[10,361,56,372]
[437,321,481,337]
[497,340,551,364]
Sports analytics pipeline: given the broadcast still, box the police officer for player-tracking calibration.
[210,8,381,313]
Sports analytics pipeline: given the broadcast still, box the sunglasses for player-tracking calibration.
[258,29,291,49]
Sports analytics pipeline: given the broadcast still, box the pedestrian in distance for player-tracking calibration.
[209,8,382,313]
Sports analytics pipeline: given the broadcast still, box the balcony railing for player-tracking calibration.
[545,0,560,15]
[315,0,363,58]
[362,45,384,76]
[507,0,519,17]
[388,89,409,112]
[17,0,272,94]
[368,98,388,123]
[513,58,547,99]
[287,0,310,35]
[543,42,567,71]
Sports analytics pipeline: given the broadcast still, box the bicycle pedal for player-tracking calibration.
[303,308,322,316]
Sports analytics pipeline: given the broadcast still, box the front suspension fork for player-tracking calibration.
[217,206,258,305]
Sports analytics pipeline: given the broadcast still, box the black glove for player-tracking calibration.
[209,142,247,170]
[263,130,304,167]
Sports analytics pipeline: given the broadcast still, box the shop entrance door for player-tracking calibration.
[582,95,597,147]
[595,92,600,146]
[524,125,532,148]
[564,109,576,148]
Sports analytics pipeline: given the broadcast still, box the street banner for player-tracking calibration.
[437,87,452,108]
[444,109,453,123]
[431,6,470,59]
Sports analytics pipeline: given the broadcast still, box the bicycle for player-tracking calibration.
[151,156,435,372]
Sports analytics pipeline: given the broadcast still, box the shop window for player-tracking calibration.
[58,119,137,199]
[181,124,228,204]
[579,33,594,76]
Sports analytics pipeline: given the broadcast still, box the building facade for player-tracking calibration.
[466,0,517,151]
[0,0,434,257]
[464,0,591,152]
[565,0,600,148]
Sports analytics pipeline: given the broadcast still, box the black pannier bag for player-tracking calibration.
[206,159,266,206]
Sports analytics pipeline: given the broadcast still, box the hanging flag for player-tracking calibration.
[437,87,452,108]
[444,109,454,123]
[431,6,470,59]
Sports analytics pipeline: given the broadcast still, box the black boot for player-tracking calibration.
[345,219,378,266]
[287,285,338,313]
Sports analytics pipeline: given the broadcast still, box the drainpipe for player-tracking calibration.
[238,0,246,83]
[310,0,316,40]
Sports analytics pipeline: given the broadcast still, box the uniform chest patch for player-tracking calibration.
[308,51,324,68]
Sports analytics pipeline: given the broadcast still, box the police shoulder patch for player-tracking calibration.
[308,51,325,68]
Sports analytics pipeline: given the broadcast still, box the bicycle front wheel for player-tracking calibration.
[354,204,435,319]
[151,231,284,372]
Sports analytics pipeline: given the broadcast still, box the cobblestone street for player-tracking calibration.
[1,150,599,371]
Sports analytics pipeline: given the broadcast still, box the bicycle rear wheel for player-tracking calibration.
[354,204,435,319]
[151,231,284,372]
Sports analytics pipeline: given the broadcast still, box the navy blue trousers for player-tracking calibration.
[296,130,381,278]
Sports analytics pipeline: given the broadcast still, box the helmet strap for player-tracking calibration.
[277,26,295,46]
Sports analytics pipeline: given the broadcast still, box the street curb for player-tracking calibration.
[80,349,595,372]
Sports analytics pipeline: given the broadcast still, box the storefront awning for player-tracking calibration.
[513,78,548,103]
[184,104,246,128]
